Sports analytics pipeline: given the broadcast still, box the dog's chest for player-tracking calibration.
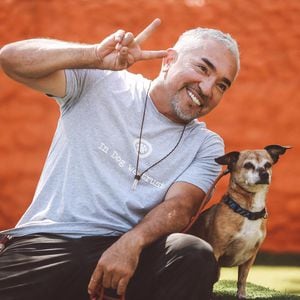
[220,218,266,266]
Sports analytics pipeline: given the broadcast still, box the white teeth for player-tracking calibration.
[187,90,202,106]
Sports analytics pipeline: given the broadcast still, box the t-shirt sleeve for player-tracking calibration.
[175,132,224,194]
[53,69,111,112]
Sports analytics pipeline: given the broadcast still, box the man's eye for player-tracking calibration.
[244,162,255,170]
[198,65,208,74]
[217,83,227,92]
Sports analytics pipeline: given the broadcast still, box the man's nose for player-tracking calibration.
[198,79,214,99]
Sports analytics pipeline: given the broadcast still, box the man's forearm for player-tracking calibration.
[88,183,204,296]
[0,23,167,85]
[0,39,98,79]
[125,196,195,250]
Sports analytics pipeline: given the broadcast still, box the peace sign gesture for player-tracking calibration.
[94,18,167,70]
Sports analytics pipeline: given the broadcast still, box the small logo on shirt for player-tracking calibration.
[133,138,152,158]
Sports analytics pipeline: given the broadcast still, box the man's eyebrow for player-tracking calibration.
[201,57,232,87]
[222,77,231,88]
[201,57,216,72]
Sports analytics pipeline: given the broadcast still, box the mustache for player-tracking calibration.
[198,88,209,104]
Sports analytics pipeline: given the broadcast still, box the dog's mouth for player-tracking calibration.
[255,175,270,185]
[255,179,270,185]
[244,174,270,186]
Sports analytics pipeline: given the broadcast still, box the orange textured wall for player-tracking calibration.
[0,0,299,253]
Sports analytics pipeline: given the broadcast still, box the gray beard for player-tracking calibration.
[171,96,199,123]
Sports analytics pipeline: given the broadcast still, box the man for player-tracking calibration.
[0,19,239,300]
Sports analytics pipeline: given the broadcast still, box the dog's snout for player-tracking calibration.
[258,168,269,184]
[260,171,269,181]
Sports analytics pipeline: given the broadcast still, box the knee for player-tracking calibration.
[165,233,218,277]
[166,233,214,256]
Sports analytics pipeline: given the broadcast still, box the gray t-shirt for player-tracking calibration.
[3,69,224,237]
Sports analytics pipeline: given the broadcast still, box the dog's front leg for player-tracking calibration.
[237,253,257,299]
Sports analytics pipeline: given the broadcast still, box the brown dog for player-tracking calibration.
[188,145,290,299]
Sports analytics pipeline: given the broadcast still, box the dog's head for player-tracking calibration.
[215,145,291,192]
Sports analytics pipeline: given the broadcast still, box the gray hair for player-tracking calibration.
[174,28,240,72]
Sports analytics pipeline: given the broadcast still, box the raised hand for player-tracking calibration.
[94,18,167,70]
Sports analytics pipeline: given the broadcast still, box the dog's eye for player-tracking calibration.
[243,162,255,170]
[264,162,272,169]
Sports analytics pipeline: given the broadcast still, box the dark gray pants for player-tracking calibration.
[0,233,218,300]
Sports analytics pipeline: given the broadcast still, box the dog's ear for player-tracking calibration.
[215,151,240,171]
[264,145,292,164]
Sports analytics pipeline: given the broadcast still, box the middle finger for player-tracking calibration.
[102,270,113,288]
[121,32,135,46]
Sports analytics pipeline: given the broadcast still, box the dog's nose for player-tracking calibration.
[259,169,269,182]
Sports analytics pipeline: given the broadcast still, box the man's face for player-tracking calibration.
[162,38,238,123]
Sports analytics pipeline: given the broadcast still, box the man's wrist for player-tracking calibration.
[121,229,147,252]
[91,45,104,69]
[77,45,103,69]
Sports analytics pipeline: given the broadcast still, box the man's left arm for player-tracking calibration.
[88,181,205,299]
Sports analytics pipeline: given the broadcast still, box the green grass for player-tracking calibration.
[213,280,300,299]
[213,266,300,299]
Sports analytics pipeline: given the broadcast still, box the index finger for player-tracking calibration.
[88,267,103,298]
[134,18,162,45]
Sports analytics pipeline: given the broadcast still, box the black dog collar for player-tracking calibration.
[222,195,267,220]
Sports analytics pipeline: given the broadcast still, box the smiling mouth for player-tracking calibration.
[187,89,204,107]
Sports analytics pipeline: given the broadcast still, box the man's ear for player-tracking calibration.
[161,48,178,72]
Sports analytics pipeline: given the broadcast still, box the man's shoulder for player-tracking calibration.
[190,120,222,139]
[187,121,224,155]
